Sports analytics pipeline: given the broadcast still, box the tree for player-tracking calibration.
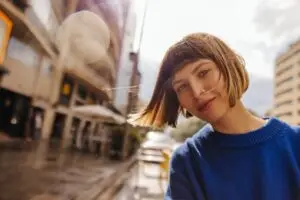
[170,117,206,142]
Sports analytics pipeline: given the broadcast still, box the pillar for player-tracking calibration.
[62,82,78,144]
[76,120,86,149]
[41,108,55,139]
[41,38,69,139]
[88,121,96,152]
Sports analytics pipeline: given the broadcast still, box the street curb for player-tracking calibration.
[97,172,131,200]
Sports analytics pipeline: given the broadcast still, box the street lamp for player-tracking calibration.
[0,11,13,84]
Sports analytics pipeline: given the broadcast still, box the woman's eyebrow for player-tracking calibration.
[191,61,210,74]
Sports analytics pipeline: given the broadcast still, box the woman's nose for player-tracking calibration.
[190,79,205,99]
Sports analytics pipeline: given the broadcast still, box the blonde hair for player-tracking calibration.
[131,33,249,128]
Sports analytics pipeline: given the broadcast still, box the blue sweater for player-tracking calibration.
[165,118,300,200]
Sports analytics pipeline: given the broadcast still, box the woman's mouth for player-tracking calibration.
[197,97,216,112]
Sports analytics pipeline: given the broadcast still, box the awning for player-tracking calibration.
[0,1,57,59]
[72,105,126,124]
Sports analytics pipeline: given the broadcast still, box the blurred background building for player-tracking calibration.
[0,0,142,156]
[270,39,300,125]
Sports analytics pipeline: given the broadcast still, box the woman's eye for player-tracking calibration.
[176,84,188,93]
[197,70,209,78]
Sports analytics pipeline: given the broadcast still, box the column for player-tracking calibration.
[62,82,78,141]
[41,108,55,139]
[76,120,86,149]
[41,38,69,139]
[88,121,96,152]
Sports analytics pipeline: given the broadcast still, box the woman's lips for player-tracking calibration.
[197,97,216,112]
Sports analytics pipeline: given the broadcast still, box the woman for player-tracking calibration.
[133,33,300,199]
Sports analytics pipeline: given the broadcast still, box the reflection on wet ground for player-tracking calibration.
[115,163,165,200]
[0,140,117,200]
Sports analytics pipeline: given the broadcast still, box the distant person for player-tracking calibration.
[132,33,300,199]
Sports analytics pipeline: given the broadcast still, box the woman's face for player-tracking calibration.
[172,59,230,123]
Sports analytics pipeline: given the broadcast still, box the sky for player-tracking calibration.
[133,0,300,108]
[135,0,300,78]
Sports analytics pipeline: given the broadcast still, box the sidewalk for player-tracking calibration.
[115,162,167,200]
[0,140,135,200]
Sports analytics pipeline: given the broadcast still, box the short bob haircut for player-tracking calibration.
[132,32,249,128]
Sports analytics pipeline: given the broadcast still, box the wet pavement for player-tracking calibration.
[0,140,127,200]
[115,163,166,200]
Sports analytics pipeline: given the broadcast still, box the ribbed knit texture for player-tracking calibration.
[165,118,300,200]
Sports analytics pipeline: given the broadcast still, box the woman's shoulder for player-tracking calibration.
[272,117,300,143]
[170,124,213,164]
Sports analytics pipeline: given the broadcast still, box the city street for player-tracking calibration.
[0,140,134,200]
[115,162,167,200]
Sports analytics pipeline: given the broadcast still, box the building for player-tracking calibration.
[272,39,300,125]
[264,108,272,117]
[0,0,57,138]
[114,0,137,114]
[0,0,135,154]
[0,9,13,83]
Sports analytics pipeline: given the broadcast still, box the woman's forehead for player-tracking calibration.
[172,59,214,81]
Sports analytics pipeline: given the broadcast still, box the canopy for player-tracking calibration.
[72,105,126,124]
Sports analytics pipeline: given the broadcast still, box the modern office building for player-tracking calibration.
[272,39,300,125]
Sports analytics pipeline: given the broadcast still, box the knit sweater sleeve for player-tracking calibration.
[165,145,204,200]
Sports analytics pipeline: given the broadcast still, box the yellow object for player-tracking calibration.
[0,11,13,65]
[159,149,171,179]
[62,83,71,95]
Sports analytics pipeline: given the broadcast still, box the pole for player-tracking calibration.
[122,0,149,160]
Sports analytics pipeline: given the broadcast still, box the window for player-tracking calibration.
[77,84,87,100]
[87,92,97,104]
[275,100,293,108]
[275,88,293,97]
[41,57,52,74]
[276,112,292,118]
[276,76,293,87]
[276,65,293,77]
[7,37,39,67]
[29,0,51,27]
[12,0,29,11]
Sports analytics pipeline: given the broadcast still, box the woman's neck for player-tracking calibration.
[212,101,266,134]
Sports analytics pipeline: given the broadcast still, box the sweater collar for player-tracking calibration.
[199,117,287,148]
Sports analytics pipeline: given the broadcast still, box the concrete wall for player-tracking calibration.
[1,37,52,99]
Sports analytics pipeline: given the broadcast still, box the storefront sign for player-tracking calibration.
[0,11,13,65]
